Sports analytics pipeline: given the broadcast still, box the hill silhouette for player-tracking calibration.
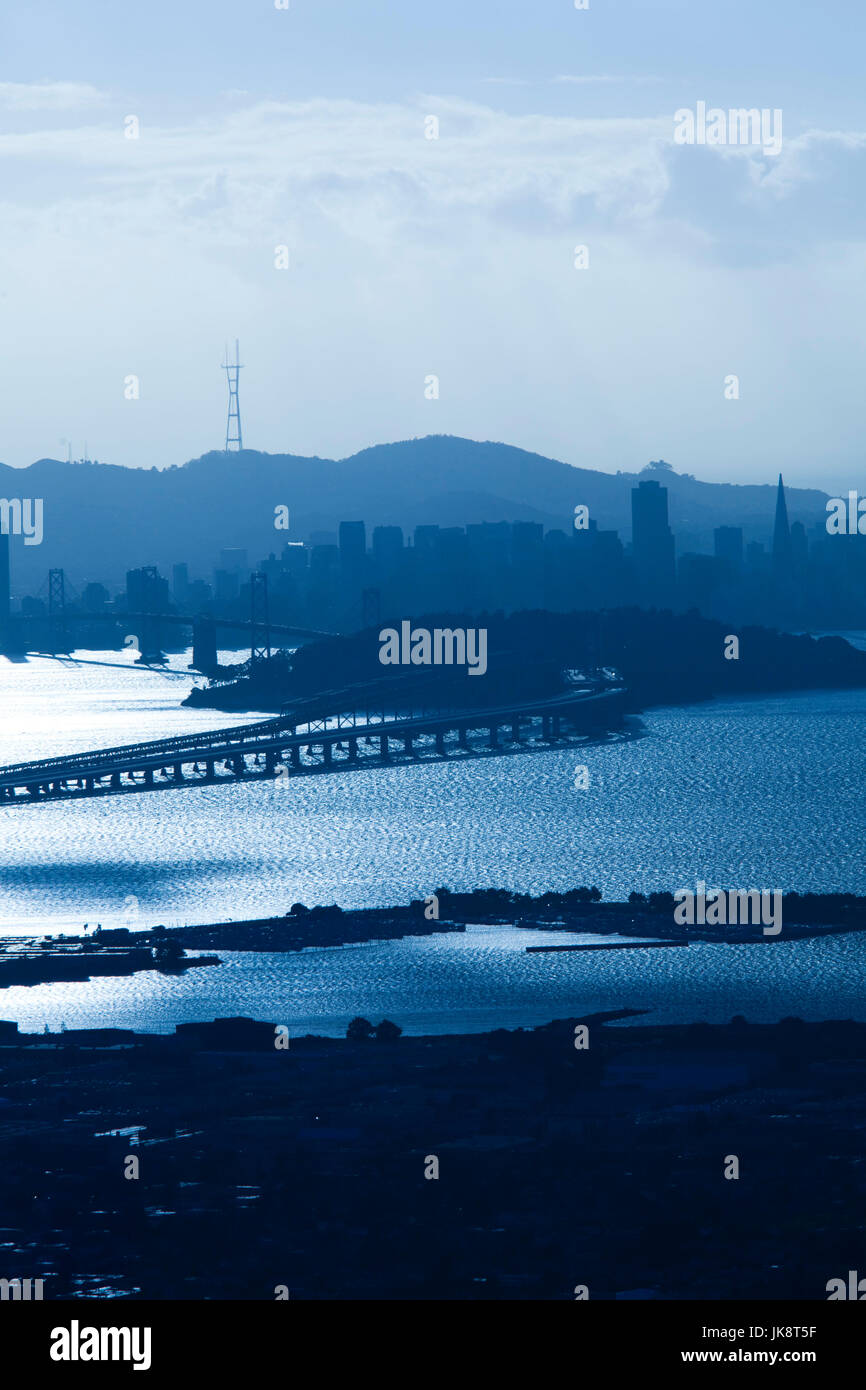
[0,436,831,591]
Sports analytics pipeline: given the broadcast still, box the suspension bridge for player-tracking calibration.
[4,565,333,670]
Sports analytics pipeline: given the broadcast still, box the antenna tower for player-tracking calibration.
[222,339,244,452]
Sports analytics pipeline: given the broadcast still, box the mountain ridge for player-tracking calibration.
[0,435,834,591]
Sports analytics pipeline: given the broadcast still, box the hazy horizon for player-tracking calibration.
[2,0,865,488]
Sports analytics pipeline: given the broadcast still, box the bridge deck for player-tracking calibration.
[0,684,623,806]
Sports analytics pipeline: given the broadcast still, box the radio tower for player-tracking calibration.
[222,339,244,452]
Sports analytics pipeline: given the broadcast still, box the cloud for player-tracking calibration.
[0,96,676,234]
[0,93,864,481]
[0,94,861,272]
[0,81,109,112]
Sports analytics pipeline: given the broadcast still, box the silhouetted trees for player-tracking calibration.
[374,1019,402,1042]
[192,606,866,716]
[346,1016,402,1041]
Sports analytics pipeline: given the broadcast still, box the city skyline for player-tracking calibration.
[6,471,865,654]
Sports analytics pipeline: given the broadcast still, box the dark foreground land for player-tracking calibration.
[0,1012,863,1300]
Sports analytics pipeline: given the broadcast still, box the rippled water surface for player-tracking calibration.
[6,927,866,1037]
[1,649,864,1032]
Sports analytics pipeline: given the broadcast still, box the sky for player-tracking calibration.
[1,0,865,488]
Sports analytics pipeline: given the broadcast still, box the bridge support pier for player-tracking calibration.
[204,759,215,781]
[231,756,245,778]
[488,724,499,749]
[542,715,551,740]
[265,751,276,775]
[380,733,390,760]
[111,772,121,789]
[511,718,520,743]
[322,742,332,766]
[552,714,561,738]
[192,617,219,675]
[143,768,154,787]
[348,738,358,760]
[435,731,445,755]
[291,746,301,769]
[403,734,413,755]
[172,763,184,782]
[458,725,468,749]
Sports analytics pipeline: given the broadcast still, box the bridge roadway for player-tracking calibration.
[26,612,335,640]
[0,680,623,806]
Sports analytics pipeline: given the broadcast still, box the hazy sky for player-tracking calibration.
[1,0,864,488]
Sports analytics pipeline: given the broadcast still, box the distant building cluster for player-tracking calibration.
[167,475,866,631]
[5,476,866,643]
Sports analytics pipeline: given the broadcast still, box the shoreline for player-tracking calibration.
[3,889,865,991]
[50,887,866,950]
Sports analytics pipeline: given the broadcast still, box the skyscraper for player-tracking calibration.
[372,526,403,575]
[772,474,792,573]
[339,521,366,570]
[631,479,675,590]
[714,525,744,570]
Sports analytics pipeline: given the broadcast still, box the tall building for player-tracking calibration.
[310,544,340,588]
[413,525,440,557]
[772,474,792,573]
[282,542,308,576]
[510,521,544,608]
[339,521,366,569]
[372,526,403,575]
[714,525,744,570]
[338,520,367,625]
[631,480,675,590]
